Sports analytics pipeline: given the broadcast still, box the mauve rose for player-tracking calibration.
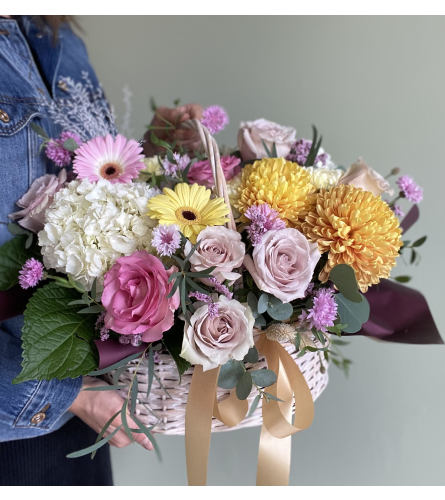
[102,251,180,342]
[237,118,297,162]
[180,295,255,371]
[338,158,394,197]
[187,155,241,188]
[184,226,245,285]
[243,228,320,303]
[9,169,67,232]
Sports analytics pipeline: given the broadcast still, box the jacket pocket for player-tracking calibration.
[0,97,42,137]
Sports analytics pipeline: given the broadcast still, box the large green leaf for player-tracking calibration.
[13,282,98,383]
[329,264,362,303]
[163,321,191,378]
[0,236,30,290]
[335,293,370,334]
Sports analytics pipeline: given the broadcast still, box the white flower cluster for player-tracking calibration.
[305,166,343,190]
[39,179,158,290]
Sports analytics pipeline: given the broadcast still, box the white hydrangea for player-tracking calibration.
[38,179,158,290]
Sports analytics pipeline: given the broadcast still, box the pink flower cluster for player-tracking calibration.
[45,131,82,167]
[187,155,241,188]
[244,203,286,245]
[396,175,423,203]
[299,288,338,333]
[201,105,229,135]
[18,258,44,289]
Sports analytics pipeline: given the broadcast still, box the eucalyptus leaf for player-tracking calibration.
[218,359,244,389]
[82,384,126,391]
[394,275,411,283]
[250,369,277,388]
[267,297,293,321]
[236,371,253,400]
[88,351,143,376]
[247,292,258,315]
[66,426,121,459]
[247,394,261,417]
[243,347,259,364]
[257,293,269,314]
[163,323,191,378]
[412,235,427,247]
[329,264,362,303]
[335,293,370,334]
[254,315,267,328]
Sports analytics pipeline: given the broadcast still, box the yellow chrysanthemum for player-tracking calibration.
[298,184,403,292]
[147,183,229,243]
[235,158,316,225]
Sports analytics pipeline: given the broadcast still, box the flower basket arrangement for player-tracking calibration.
[0,100,441,486]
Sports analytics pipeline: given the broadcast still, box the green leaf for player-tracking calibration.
[329,264,362,303]
[412,236,427,248]
[335,293,370,334]
[263,392,284,403]
[394,275,411,283]
[410,249,417,265]
[236,371,253,400]
[66,425,121,459]
[243,346,259,364]
[167,275,181,299]
[91,409,121,459]
[254,315,266,328]
[331,339,350,346]
[88,351,142,376]
[163,323,191,378]
[63,138,79,152]
[132,414,162,461]
[250,369,277,388]
[0,236,31,290]
[146,346,155,397]
[218,359,244,389]
[30,122,49,140]
[130,377,139,416]
[247,292,258,316]
[267,296,293,321]
[247,394,261,417]
[82,384,126,391]
[261,139,272,157]
[13,283,99,383]
[257,293,269,314]
[77,304,103,314]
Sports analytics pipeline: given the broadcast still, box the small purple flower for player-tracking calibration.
[18,258,44,289]
[208,276,233,299]
[396,175,423,203]
[118,335,131,345]
[392,204,405,218]
[162,152,190,177]
[299,288,338,333]
[189,291,219,318]
[201,105,229,135]
[152,224,181,257]
[130,333,143,347]
[45,131,82,167]
[244,203,286,245]
[99,325,110,342]
[286,138,329,166]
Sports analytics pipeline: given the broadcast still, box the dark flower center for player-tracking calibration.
[182,210,197,221]
[100,162,122,180]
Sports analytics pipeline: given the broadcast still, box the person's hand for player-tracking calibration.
[143,103,203,157]
[69,375,153,450]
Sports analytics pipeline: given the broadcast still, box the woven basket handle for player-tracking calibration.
[183,119,236,231]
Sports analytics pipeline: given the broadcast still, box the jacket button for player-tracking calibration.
[30,412,46,425]
[0,109,10,123]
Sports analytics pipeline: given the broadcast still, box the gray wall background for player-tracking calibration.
[78,16,445,485]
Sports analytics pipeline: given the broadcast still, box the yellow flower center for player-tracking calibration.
[175,206,201,225]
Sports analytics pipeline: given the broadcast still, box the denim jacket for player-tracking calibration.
[0,17,105,441]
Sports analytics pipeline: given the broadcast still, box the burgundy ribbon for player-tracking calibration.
[0,286,32,322]
[356,279,443,344]
[94,339,147,370]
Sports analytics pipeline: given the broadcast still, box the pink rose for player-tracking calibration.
[187,155,241,188]
[9,169,67,232]
[180,296,255,371]
[184,226,245,285]
[243,228,320,303]
[102,251,180,342]
[237,118,297,162]
[338,158,394,197]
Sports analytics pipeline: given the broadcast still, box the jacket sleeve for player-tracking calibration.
[0,316,82,442]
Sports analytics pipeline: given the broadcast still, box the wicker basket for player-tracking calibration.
[108,119,329,435]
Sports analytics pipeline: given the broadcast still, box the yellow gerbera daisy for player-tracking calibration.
[147,183,229,243]
[235,158,316,226]
[298,184,403,292]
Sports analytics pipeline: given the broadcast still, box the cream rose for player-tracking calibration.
[180,296,255,371]
[184,226,245,284]
[237,118,297,162]
[243,228,320,303]
[338,158,394,196]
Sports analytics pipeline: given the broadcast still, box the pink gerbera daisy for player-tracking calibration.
[73,134,145,183]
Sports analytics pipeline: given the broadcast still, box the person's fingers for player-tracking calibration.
[109,429,133,448]
[184,103,204,120]
[126,414,153,450]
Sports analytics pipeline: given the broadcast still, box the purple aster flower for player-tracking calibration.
[118,335,131,345]
[162,152,190,177]
[299,288,338,333]
[152,224,181,257]
[201,105,229,135]
[396,175,423,203]
[189,291,219,318]
[45,131,82,167]
[99,326,110,342]
[18,258,44,289]
[286,138,329,166]
[208,276,233,299]
[244,203,286,245]
[392,204,405,218]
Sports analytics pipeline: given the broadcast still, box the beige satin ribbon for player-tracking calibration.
[185,335,314,486]
[255,335,314,485]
